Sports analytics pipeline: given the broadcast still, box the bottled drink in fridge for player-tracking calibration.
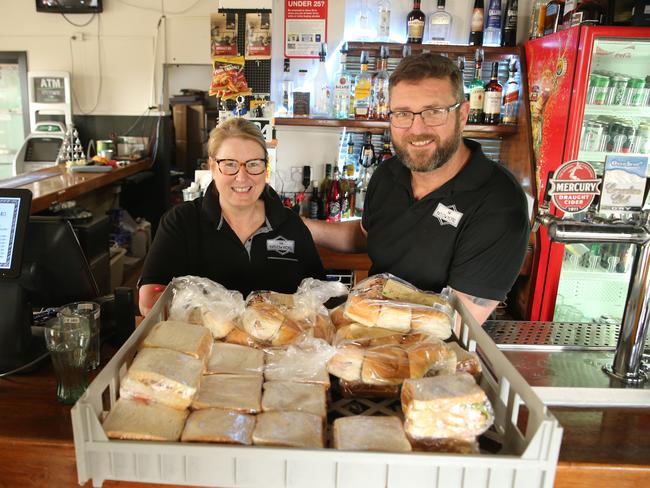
[483,62,503,125]
[406,0,426,44]
[469,0,485,46]
[483,0,503,46]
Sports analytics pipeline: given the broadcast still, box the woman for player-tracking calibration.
[139,117,325,315]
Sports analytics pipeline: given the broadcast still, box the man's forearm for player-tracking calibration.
[302,219,367,253]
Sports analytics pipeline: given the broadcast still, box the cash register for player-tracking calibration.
[12,121,65,175]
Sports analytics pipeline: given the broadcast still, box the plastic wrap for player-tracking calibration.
[252,411,325,448]
[103,398,189,441]
[168,276,245,340]
[191,374,263,413]
[261,381,328,418]
[337,378,401,399]
[401,373,494,440]
[181,408,255,445]
[343,274,454,340]
[263,337,335,388]
[332,416,412,452]
[243,278,347,346]
[142,320,213,361]
[205,342,264,376]
[119,348,203,410]
[447,342,482,379]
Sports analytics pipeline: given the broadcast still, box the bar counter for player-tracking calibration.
[0,357,648,488]
[0,160,151,214]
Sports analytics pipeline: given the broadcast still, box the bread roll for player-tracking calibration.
[223,327,263,349]
[376,303,411,333]
[252,411,324,448]
[329,304,352,329]
[142,320,213,360]
[343,295,380,327]
[410,308,452,340]
[191,374,263,413]
[333,416,411,452]
[206,342,264,376]
[261,381,327,418]
[103,398,188,441]
[447,342,482,378]
[121,348,203,410]
[181,408,255,444]
[361,346,410,385]
[201,307,236,339]
[334,324,399,347]
[327,344,364,381]
[407,341,457,378]
[270,318,302,346]
[242,303,285,341]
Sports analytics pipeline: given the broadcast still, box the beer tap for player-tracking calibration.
[533,173,650,384]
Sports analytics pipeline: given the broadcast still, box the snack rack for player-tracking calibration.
[71,289,563,488]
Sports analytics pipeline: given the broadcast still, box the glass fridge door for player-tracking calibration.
[553,35,649,324]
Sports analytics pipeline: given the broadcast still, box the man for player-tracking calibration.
[304,53,529,324]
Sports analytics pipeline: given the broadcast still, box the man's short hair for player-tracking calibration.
[389,53,465,103]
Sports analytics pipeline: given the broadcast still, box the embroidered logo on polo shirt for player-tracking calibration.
[266,236,295,255]
[433,203,463,227]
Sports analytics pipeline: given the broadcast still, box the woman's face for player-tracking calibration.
[210,136,267,211]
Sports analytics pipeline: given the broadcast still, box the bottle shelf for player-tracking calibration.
[345,41,521,61]
[584,104,650,118]
[274,116,518,138]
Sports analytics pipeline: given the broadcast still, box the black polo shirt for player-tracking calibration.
[362,138,529,301]
[140,182,325,297]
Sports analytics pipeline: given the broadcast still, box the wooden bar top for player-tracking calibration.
[0,160,151,214]
[0,357,648,488]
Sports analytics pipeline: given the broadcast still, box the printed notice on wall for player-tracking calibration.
[245,12,272,60]
[284,0,327,58]
[211,13,239,57]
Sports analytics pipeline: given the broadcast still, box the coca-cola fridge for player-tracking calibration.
[525,25,650,322]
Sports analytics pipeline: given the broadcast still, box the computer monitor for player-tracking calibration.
[0,190,100,374]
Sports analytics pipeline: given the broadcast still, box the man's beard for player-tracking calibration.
[393,115,462,173]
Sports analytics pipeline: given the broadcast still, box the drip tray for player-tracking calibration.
[484,321,650,408]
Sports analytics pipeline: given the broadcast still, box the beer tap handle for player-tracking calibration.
[533,172,554,233]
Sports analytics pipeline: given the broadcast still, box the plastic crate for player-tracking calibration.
[72,289,563,488]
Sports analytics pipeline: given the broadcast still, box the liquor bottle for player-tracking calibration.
[529,0,547,39]
[370,45,390,120]
[402,44,412,59]
[468,49,485,124]
[406,0,426,44]
[356,133,376,216]
[543,0,565,35]
[502,58,520,124]
[501,0,518,47]
[318,164,332,220]
[345,162,356,217]
[309,183,319,219]
[567,0,605,27]
[326,166,342,222]
[427,0,452,45]
[377,0,391,42]
[292,69,311,117]
[483,62,503,125]
[354,51,372,119]
[359,132,376,169]
[333,43,353,119]
[358,0,372,39]
[469,0,485,46]
[279,58,293,116]
[457,56,470,101]
[312,43,332,117]
[340,167,350,219]
[483,0,502,46]
[380,129,393,161]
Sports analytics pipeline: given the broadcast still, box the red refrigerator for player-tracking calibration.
[526,25,650,322]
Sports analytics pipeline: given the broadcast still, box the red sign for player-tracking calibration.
[284,0,328,58]
[549,160,601,213]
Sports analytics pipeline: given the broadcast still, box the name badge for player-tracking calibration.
[433,203,463,227]
[266,236,295,255]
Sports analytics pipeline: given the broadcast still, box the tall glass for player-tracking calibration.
[44,317,89,405]
[58,302,101,370]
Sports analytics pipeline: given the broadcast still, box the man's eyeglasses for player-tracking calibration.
[214,158,267,176]
[388,102,462,128]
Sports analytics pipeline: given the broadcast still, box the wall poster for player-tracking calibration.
[284,0,327,58]
[245,12,272,60]
[211,13,239,57]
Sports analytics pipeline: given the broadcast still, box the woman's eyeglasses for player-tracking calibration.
[214,158,267,176]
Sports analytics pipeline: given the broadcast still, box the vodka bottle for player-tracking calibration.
[428,0,452,44]
[312,43,332,117]
[333,43,353,119]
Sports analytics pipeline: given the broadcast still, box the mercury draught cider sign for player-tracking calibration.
[549,160,601,214]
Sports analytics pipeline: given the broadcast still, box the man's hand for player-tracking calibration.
[138,284,167,317]
[302,218,368,253]
[452,288,499,328]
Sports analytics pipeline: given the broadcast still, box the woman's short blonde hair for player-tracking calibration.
[207,117,267,160]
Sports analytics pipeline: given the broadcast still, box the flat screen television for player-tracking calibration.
[36,0,103,14]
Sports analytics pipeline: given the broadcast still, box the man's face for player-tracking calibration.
[389,77,469,173]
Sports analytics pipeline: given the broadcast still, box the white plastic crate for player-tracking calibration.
[72,289,563,488]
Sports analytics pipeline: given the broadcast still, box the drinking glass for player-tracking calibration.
[58,302,101,370]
